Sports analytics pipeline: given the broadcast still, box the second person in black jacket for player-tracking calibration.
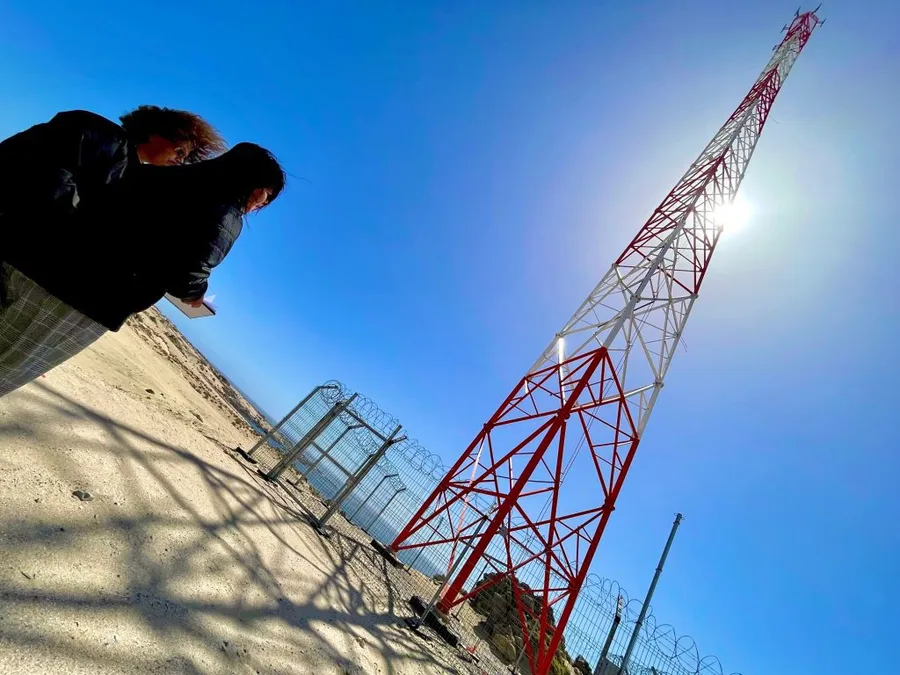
[79,142,287,329]
[0,142,286,397]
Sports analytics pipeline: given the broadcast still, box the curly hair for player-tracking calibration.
[119,105,227,163]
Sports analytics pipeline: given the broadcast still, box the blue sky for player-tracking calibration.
[1,1,898,672]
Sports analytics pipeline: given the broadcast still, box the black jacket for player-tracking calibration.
[84,165,245,324]
[0,111,242,331]
[0,110,128,218]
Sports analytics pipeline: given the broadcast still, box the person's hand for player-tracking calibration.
[182,297,204,308]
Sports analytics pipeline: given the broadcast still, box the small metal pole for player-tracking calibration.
[262,395,357,481]
[510,644,526,674]
[617,513,683,675]
[411,547,467,628]
[404,519,453,572]
[348,473,399,523]
[409,507,496,629]
[405,522,452,572]
[405,519,454,572]
[314,425,405,528]
[405,544,426,571]
[595,595,624,675]
[244,384,336,458]
[365,486,406,533]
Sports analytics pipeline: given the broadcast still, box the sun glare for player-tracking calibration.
[712,193,752,232]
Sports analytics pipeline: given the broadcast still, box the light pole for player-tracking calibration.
[617,513,683,675]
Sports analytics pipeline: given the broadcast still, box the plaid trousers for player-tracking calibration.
[0,263,107,397]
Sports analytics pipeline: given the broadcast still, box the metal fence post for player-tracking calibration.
[365,486,406,533]
[348,473,399,523]
[594,595,624,675]
[243,384,337,459]
[312,424,405,529]
[305,424,364,476]
[261,395,357,481]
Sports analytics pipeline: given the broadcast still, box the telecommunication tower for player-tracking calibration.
[390,9,822,674]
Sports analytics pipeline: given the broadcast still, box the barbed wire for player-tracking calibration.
[571,574,743,675]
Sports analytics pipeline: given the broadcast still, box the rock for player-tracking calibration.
[492,634,517,662]
[573,655,593,675]
[471,572,574,672]
[72,490,93,502]
[146,388,155,394]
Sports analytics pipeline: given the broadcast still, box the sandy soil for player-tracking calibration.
[0,308,478,675]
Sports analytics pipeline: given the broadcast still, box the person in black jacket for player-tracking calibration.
[81,142,287,329]
[0,105,227,397]
[0,106,226,218]
[0,142,285,397]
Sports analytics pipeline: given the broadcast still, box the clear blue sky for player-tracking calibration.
[1,1,897,672]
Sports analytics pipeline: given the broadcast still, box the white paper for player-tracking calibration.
[165,294,216,319]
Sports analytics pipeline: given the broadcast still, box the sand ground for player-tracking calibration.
[0,309,477,675]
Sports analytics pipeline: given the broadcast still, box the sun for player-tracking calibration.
[712,193,752,232]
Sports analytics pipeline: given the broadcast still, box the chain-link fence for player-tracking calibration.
[233,381,740,675]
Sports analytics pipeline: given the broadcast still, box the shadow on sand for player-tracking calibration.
[0,382,462,675]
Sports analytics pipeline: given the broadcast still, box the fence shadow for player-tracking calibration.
[0,382,459,675]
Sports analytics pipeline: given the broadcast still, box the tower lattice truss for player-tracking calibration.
[391,9,821,675]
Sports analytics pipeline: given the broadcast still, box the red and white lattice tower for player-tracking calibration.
[391,9,821,675]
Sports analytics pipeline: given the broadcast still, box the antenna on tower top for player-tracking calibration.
[812,4,826,26]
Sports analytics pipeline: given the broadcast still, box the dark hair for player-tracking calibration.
[105,142,286,224]
[119,105,227,164]
[214,142,287,211]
